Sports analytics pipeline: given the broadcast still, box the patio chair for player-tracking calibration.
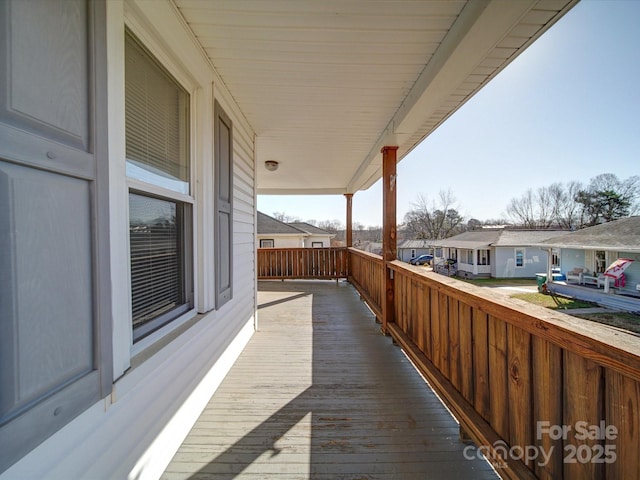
[565,267,585,284]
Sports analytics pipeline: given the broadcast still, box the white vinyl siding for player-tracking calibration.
[2,2,258,478]
[257,235,305,248]
[494,247,548,278]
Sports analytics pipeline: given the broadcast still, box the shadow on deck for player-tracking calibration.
[162,280,498,479]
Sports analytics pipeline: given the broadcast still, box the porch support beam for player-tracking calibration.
[382,146,398,333]
[345,193,353,248]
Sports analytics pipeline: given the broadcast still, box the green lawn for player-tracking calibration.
[510,292,594,310]
[461,277,640,335]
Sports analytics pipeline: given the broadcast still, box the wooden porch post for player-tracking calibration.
[345,193,353,248]
[382,146,398,334]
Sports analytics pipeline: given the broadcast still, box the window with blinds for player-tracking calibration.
[125,31,189,194]
[125,31,193,341]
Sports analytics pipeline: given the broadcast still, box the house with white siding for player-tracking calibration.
[432,229,566,279]
[397,239,437,262]
[289,222,334,248]
[257,211,306,248]
[257,212,334,248]
[538,216,640,304]
[0,1,578,477]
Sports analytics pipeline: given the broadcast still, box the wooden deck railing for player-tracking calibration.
[257,247,348,279]
[346,248,384,320]
[384,260,640,480]
[256,247,640,479]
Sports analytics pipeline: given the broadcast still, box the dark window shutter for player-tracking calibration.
[214,102,233,308]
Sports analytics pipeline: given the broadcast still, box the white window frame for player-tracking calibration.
[595,250,607,274]
[477,249,490,266]
[463,249,474,265]
[515,248,525,268]
[312,241,324,248]
[410,249,416,258]
[120,19,200,356]
[260,239,274,248]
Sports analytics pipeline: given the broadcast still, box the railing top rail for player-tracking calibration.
[258,247,347,251]
[347,247,384,263]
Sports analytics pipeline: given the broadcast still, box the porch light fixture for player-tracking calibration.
[264,160,279,171]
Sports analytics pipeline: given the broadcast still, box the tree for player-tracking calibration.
[506,184,568,228]
[556,181,584,229]
[403,190,465,239]
[317,219,344,233]
[575,174,639,226]
[467,218,482,230]
[506,189,537,228]
[505,173,639,229]
[272,211,300,223]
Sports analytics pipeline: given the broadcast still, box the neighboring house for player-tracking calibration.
[289,222,334,248]
[0,2,577,478]
[432,229,566,279]
[398,239,436,262]
[538,216,640,298]
[257,212,306,248]
[353,241,383,256]
[257,212,334,248]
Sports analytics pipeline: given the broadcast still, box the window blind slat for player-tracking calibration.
[125,33,188,184]
[129,194,184,331]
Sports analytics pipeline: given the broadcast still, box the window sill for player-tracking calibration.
[129,308,203,371]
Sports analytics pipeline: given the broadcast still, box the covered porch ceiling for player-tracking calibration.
[174,0,578,195]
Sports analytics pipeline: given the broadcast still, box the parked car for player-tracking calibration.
[410,254,433,265]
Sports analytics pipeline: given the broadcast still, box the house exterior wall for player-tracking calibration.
[618,252,640,295]
[303,235,332,248]
[494,247,548,278]
[561,249,640,296]
[257,234,305,248]
[398,248,432,262]
[560,249,587,275]
[1,1,257,478]
[457,262,474,277]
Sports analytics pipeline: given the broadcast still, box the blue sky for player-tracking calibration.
[258,0,640,227]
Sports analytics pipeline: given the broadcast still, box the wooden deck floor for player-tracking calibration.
[162,280,498,480]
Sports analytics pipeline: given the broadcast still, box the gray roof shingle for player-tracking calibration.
[257,212,305,235]
[537,216,640,252]
[493,230,568,246]
[433,229,569,249]
[398,239,438,249]
[288,222,333,236]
